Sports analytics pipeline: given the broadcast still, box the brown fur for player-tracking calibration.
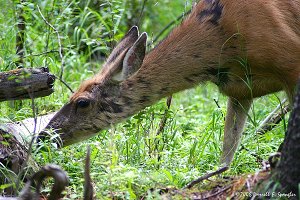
[123,0,300,101]
[40,0,300,166]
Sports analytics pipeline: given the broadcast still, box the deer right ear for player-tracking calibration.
[104,26,139,66]
[110,33,147,82]
[121,32,147,79]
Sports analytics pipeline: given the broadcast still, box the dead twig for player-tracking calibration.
[184,166,228,189]
[84,146,94,200]
[136,0,148,27]
[23,50,59,58]
[156,96,172,136]
[240,144,263,164]
[256,99,290,135]
[37,5,73,93]
[155,96,172,161]
[53,75,74,93]
[151,9,191,45]
[16,0,26,67]
[37,5,64,78]
[204,185,231,199]
[15,85,38,193]
[213,98,221,109]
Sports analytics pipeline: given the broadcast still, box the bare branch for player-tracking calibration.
[256,99,290,135]
[23,50,59,58]
[36,5,64,78]
[184,166,228,189]
[151,9,191,45]
[136,0,148,26]
[84,146,94,200]
[155,96,172,161]
[15,90,38,193]
[36,5,74,93]
[16,0,26,67]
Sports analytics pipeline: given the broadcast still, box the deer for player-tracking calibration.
[38,0,300,170]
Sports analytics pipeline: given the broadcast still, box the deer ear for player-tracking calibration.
[121,32,147,79]
[104,26,139,66]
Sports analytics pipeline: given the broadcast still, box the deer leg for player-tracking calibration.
[220,98,252,166]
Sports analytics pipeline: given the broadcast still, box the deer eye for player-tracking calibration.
[76,99,90,109]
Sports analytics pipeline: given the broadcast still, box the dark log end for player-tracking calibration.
[0,67,56,101]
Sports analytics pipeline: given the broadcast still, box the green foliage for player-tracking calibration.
[0,0,287,199]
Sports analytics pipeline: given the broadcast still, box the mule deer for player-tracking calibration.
[39,0,300,167]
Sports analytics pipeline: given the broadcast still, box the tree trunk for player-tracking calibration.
[274,81,300,197]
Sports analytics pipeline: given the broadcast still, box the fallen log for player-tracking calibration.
[0,113,55,146]
[0,67,55,101]
[0,113,55,195]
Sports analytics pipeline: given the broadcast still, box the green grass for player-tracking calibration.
[29,87,286,199]
[0,0,287,199]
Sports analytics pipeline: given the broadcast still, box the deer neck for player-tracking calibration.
[114,9,240,121]
[119,33,223,116]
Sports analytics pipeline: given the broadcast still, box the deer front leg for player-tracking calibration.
[220,98,252,166]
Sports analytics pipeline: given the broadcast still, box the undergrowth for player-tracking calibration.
[0,0,287,199]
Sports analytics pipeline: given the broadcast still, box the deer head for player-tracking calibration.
[38,27,148,146]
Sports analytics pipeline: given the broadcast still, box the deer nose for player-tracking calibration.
[36,130,50,150]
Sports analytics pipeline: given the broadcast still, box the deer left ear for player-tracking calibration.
[112,32,147,81]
